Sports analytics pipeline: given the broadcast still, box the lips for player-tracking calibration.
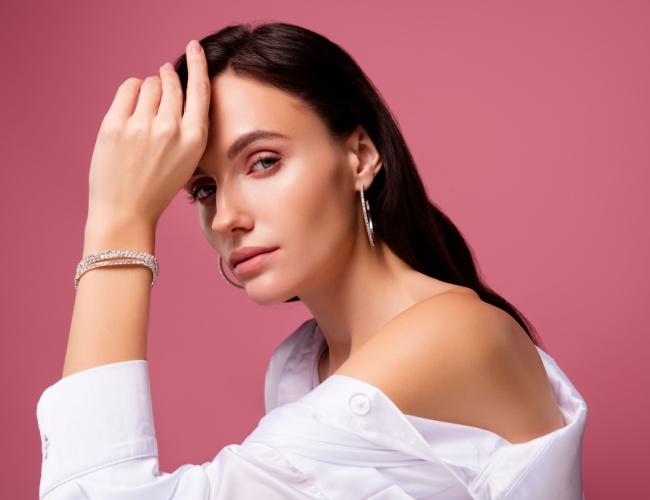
[229,246,278,271]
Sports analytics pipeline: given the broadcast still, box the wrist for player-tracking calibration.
[83,218,156,257]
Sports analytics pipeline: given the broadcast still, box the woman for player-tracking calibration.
[37,23,586,499]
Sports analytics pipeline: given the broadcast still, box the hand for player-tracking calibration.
[86,40,210,236]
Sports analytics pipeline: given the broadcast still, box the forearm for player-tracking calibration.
[62,221,156,377]
[61,41,209,378]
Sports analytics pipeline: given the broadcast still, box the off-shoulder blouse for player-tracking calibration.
[37,318,586,499]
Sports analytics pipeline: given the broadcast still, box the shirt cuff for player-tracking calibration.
[36,361,158,498]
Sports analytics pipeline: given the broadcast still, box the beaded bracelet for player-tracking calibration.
[74,250,159,289]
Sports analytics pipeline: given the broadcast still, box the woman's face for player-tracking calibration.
[186,70,360,305]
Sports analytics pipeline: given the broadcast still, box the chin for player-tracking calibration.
[244,275,297,307]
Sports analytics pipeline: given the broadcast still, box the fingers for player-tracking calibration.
[103,39,208,137]
[132,76,162,119]
[182,40,211,131]
[105,78,143,122]
[157,63,183,119]
[104,76,162,124]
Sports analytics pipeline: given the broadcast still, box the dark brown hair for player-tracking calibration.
[174,22,539,344]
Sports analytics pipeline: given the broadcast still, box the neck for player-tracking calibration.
[299,240,429,378]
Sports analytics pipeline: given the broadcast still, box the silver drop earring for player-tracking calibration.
[360,183,376,247]
[219,255,245,289]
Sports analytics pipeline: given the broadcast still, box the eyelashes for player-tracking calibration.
[187,184,215,204]
[187,154,281,204]
[250,154,280,172]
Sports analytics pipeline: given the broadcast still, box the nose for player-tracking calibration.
[210,183,254,236]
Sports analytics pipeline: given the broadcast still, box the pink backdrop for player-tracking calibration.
[1,1,648,497]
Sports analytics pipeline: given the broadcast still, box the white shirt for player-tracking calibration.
[37,319,586,499]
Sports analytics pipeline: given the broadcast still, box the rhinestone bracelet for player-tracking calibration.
[74,250,159,289]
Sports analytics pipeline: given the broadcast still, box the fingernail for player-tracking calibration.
[189,40,201,53]
[161,62,174,71]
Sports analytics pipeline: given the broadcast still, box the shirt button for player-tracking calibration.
[349,393,371,415]
[42,435,49,460]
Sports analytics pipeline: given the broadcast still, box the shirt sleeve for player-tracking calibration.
[36,361,326,500]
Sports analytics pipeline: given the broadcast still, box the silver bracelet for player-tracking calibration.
[74,250,159,289]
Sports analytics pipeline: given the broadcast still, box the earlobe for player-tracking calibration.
[348,126,382,191]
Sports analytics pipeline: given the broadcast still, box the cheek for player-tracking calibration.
[305,182,353,238]
[289,155,356,261]
[256,146,354,238]
[247,167,355,305]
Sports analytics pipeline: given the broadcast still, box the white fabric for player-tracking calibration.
[37,318,586,499]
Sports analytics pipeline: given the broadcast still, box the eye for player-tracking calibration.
[187,183,216,204]
[250,154,280,172]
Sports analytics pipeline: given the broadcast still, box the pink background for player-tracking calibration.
[1,1,648,497]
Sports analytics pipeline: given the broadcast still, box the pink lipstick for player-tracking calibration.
[229,247,278,276]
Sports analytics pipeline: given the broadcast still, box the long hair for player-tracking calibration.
[174,22,539,345]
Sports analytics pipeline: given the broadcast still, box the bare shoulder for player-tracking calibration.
[337,287,564,443]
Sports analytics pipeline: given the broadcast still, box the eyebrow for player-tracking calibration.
[191,130,289,177]
[228,130,289,159]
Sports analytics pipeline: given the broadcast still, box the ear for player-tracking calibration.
[345,125,382,191]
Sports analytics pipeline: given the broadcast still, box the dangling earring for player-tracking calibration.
[360,183,376,247]
[219,255,244,289]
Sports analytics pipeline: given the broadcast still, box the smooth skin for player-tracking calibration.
[64,40,563,444]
